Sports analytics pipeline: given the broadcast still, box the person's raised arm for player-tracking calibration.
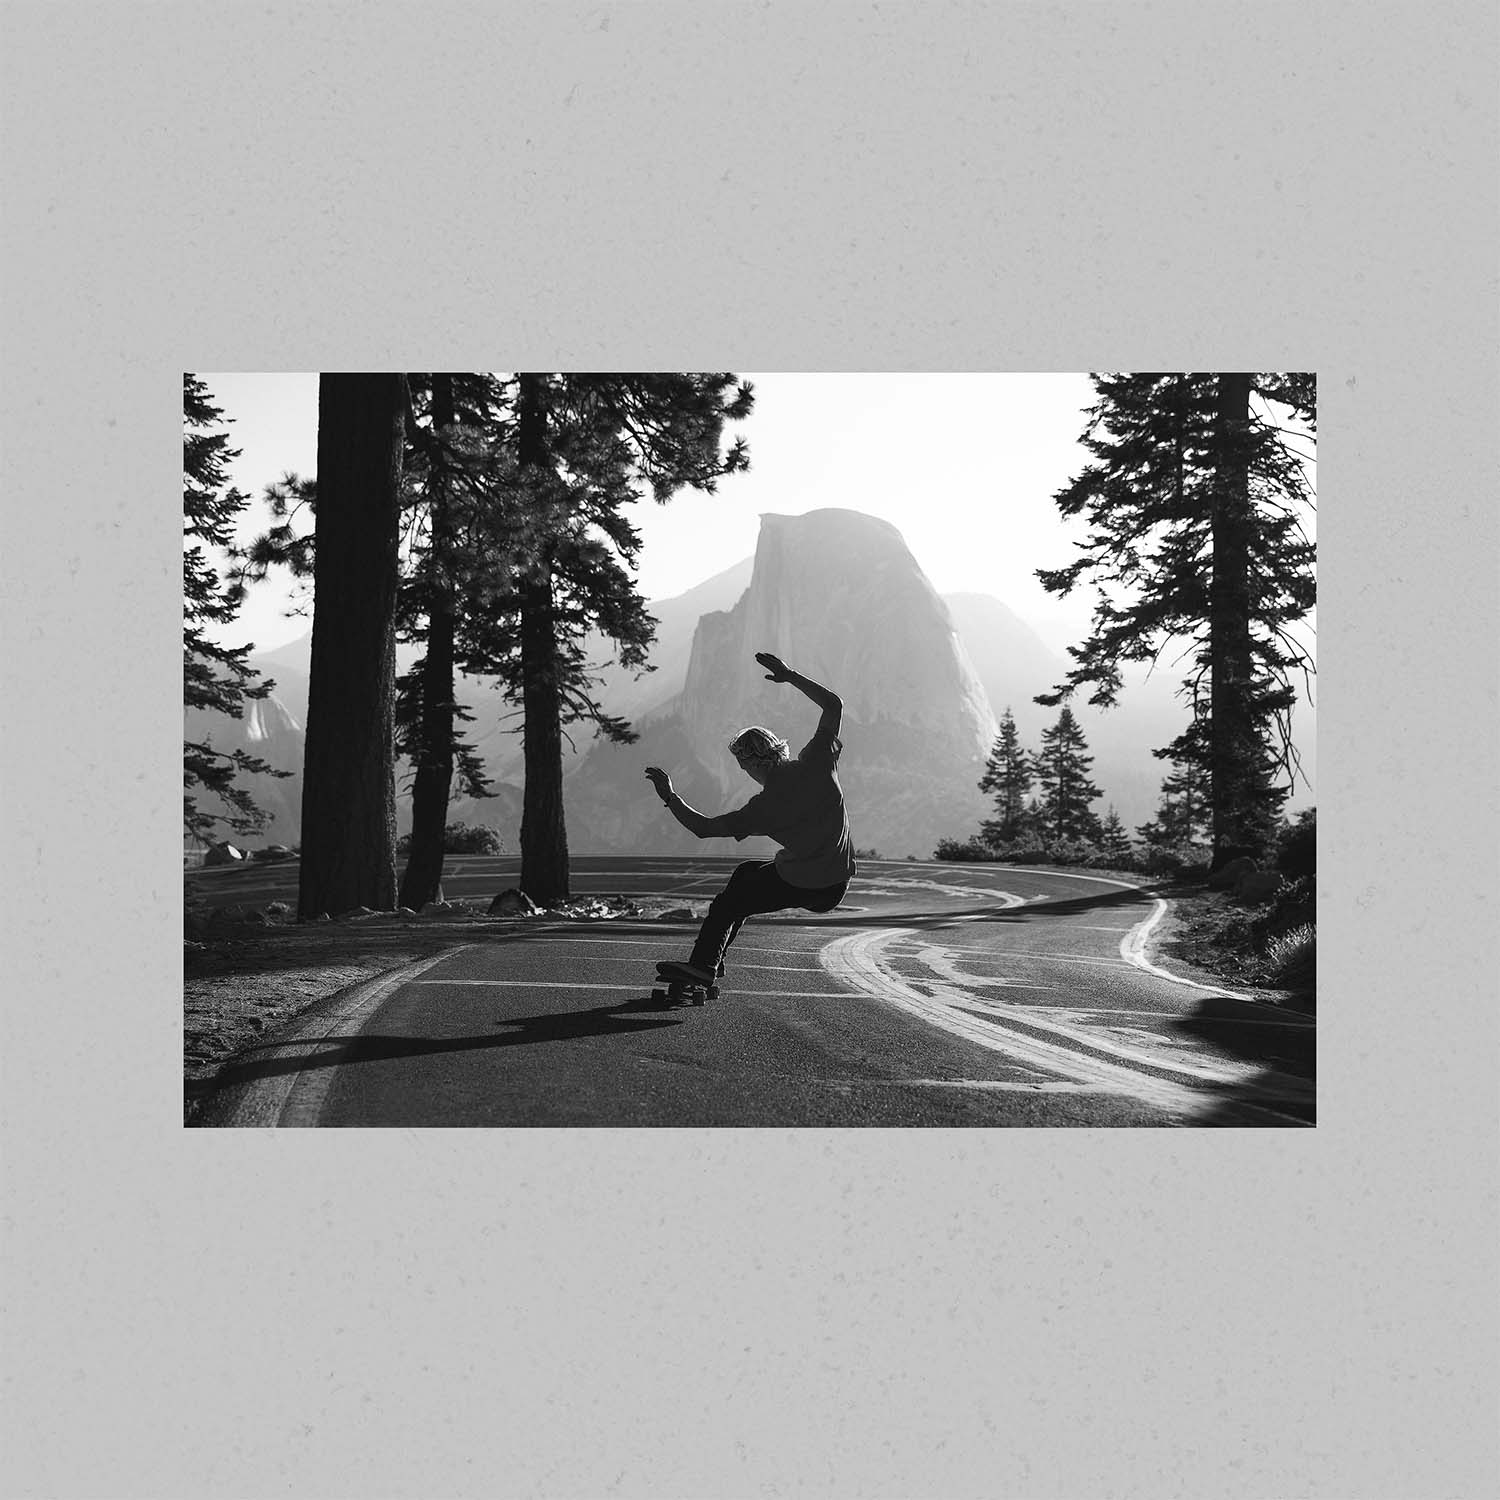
[644,766,734,839]
[755,652,842,738]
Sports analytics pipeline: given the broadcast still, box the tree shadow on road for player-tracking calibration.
[589,883,1168,941]
[1170,998,1317,1125]
[190,997,684,1100]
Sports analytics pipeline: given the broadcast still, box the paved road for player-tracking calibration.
[191,857,1314,1128]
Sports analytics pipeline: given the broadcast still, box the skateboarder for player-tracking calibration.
[644,651,855,990]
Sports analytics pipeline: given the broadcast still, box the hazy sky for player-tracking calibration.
[194,372,1118,655]
[192,372,1314,661]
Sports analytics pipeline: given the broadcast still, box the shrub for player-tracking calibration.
[1274,808,1316,880]
[934,834,1205,877]
[1270,873,1315,925]
[1141,844,1212,880]
[396,821,504,857]
[933,837,996,863]
[1265,923,1315,989]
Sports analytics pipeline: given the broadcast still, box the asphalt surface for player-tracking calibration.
[192,856,1315,1128]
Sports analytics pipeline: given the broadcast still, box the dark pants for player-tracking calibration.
[688,860,849,973]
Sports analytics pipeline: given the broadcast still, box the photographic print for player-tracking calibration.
[184,371,1317,1128]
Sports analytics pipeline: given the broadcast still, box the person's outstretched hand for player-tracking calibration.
[644,766,673,801]
[755,652,792,682]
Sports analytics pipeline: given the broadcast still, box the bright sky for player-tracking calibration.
[192,372,1312,659]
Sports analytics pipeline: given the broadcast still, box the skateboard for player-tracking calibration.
[651,960,724,1007]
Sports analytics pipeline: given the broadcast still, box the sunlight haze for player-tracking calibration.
[196,372,1106,655]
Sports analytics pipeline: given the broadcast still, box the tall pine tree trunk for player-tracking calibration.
[516,374,570,904]
[298,374,405,920]
[399,374,459,912]
[1209,372,1258,865]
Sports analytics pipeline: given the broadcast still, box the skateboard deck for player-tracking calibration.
[652,960,723,1007]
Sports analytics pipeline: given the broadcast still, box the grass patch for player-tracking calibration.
[1172,879,1316,1009]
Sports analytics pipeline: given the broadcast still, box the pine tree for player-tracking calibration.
[296,374,407,920]
[1135,756,1210,846]
[978,708,1032,844]
[1036,372,1315,862]
[1033,707,1103,842]
[234,370,753,910]
[497,373,753,904]
[182,375,288,841]
[1020,797,1046,839]
[395,372,500,911]
[1099,806,1133,861]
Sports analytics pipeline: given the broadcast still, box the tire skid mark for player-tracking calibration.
[819,928,1311,1120]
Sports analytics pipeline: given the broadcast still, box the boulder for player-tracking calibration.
[488,888,539,917]
[421,900,458,917]
[1235,869,1283,904]
[206,904,267,931]
[253,844,294,862]
[204,842,245,866]
[657,907,696,922]
[1208,855,1257,891]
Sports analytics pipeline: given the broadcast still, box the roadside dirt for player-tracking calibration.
[1150,885,1315,1013]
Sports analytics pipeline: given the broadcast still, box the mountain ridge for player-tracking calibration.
[204,508,1313,853]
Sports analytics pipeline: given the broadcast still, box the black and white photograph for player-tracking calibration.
[184,371,1318,1128]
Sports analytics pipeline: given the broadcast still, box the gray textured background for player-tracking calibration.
[3,2,1497,1496]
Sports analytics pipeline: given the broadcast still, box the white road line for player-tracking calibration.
[217,946,479,1128]
[819,929,1312,1118]
[497,935,815,962]
[886,943,1130,968]
[404,980,841,999]
[858,1079,1114,1095]
[1120,900,1295,1011]
[1003,1005,1309,1027]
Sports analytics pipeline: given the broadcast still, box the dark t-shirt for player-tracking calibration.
[720,725,855,888]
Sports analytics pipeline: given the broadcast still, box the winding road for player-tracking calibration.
[192,857,1314,1128]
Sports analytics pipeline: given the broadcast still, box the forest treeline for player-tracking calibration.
[184,372,752,920]
[184,371,1316,925]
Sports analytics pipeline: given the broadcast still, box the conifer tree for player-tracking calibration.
[496,373,753,904]
[978,708,1033,844]
[1021,797,1046,839]
[182,375,288,841]
[1136,756,1211,847]
[1033,707,1103,842]
[296,374,407,920]
[1099,806,1133,861]
[1036,372,1315,862]
[237,371,753,909]
[394,372,501,911]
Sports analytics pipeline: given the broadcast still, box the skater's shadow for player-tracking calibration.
[191,998,682,1098]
